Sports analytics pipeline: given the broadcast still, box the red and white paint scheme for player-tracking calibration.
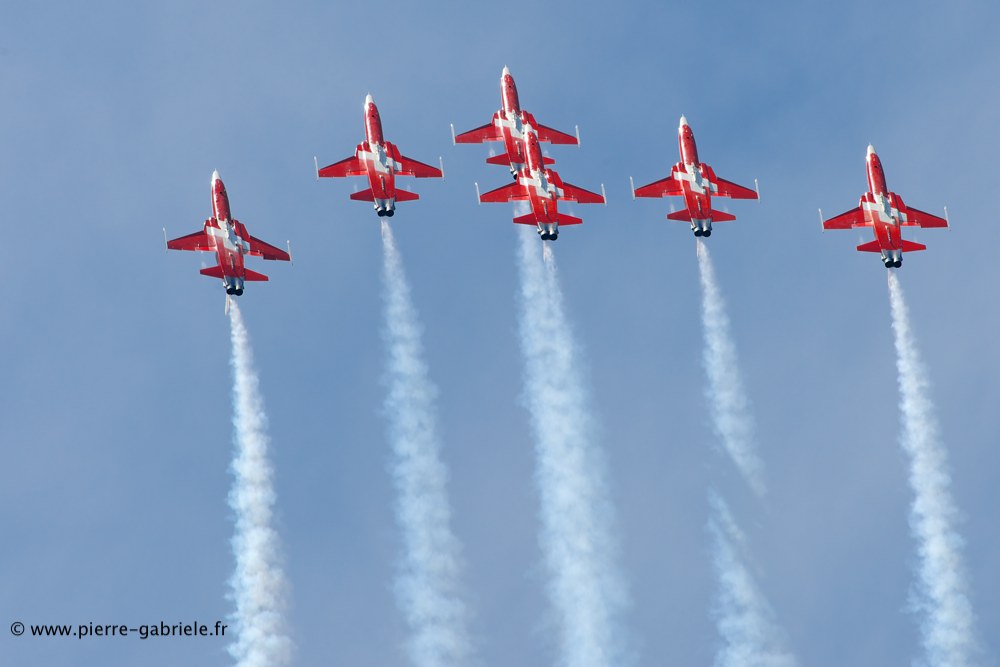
[632,115,758,237]
[478,131,604,240]
[167,171,290,296]
[454,66,578,179]
[822,145,947,268]
[317,94,442,217]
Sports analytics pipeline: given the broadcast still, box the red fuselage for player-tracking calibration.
[866,149,888,196]
[212,174,232,222]
[861,147,904,254]
[501,69,520,115]
[519,132,561,224]
[679,121,700,167]
[677,118,714,221]
[209,174,247,281]
[361,96,396,202]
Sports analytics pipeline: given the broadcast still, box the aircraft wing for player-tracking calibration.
[247,235,291,261]
[167,228,214,252]
[454,118,503,143]
[714,176,758,200]
[318,148,367,178]
[479,181,528,203]
[534,123,578,145]
[823,206,869,229]
[634,168,684,198]
[904,206,948,228]
[396,154,443,178]
[560,181,605,204]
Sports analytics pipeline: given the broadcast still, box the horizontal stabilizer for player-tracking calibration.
[667,210,692,222]
[243,269,269,282]
[556,212,583,226]
[200,265,226,278]
[901,239,927,252]
[856,240,883,253]
[350,188,375,202]
[712,210,737,222]
[513,212,583,226]
[394,189,420,202]
[486,154,512,166]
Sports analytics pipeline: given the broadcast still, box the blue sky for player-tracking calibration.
[2,1,998,665]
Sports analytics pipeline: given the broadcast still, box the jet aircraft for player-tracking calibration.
[821,145,948,268]
[316,95,442,217]
[453,66,578,179]
[166,171,290,297]
[478,131,604,240]
[632,116,758,237]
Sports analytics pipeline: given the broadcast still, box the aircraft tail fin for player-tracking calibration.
[200,265,226,278]
[856,240,883,253]
[243,269,269,282]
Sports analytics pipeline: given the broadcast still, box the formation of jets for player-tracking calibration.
[166,67,950,296]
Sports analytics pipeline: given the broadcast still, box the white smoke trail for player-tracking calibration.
[227,301,293,667]
[696,239,766,496]
[516,229,630,667]
[380,220,474,667]
[888,272,977,666]
[707,492,796,667]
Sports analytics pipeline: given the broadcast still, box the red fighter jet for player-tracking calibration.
[822,145,948,268]
[477,131,605,241]
[316,94,442,217]
[167,171,290,296]
[632,115,758,237]
[453,66,579,180]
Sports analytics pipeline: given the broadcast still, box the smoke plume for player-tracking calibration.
[697,239,766,496]
[516,229,630,667]
[380,220,474,667]
[888,272,977,666]
[227,301,293,667]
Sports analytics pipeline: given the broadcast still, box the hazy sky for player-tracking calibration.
[2,2,998,666]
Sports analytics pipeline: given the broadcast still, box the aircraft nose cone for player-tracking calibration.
[212,169,220,183]
[867,143,876,156]
[679,115,688,129]
[365,93,374,107]
[502,65,510,76]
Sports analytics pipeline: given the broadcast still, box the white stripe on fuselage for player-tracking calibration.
[674,163,717,195]
[519,170,563,199]
[862,194,906,224]
[207,222,249,253]
[497,109,525,138]
[358,143,397,175]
